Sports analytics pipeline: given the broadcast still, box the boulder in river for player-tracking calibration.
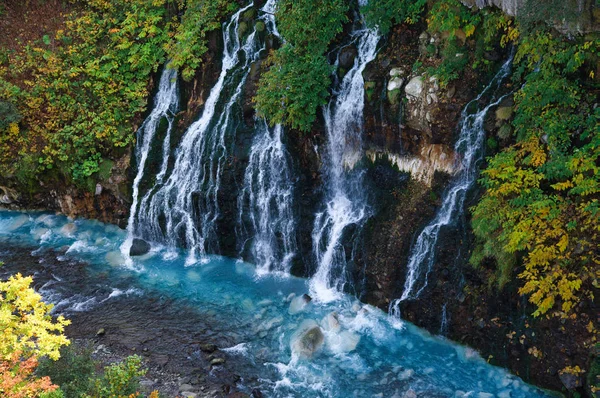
[291,320,324,358]
[130,238,151,256]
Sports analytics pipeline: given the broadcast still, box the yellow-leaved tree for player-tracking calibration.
[0,271,71,397]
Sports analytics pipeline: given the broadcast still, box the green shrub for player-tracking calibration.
[255,45,333,132]
[86,355,146,398]
[362,0,426,34]
[37,344,96,398]
[254,0,348,131]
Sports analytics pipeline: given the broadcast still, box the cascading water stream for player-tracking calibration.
[236,121,296,274]
[121,67,179,260]
[390,54,514,315]
[235,0,296,274]
[130,1,277,264]
[309,18,380,302]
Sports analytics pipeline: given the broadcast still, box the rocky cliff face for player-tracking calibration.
[460,0,600,34]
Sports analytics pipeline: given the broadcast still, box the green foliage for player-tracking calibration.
[362,0,426,34]
[85,355,146,398]
[471,31,600,317]
[424,0,519,86]
[0,100,21,129]
[37,344,96,398]
[255,0,348,131]
[255,45,333,132]
[0,0,238,188]
[426,37,469,85]
[427,0,481,38]
[167,0,239,81]
[276,0,348,54]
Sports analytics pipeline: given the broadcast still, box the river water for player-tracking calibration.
[0,210,549,398]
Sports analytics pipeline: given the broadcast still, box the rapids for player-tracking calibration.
[0,210,550,398]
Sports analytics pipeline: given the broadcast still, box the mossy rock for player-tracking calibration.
[255,21,266,33]
[364,81,376,101]
[495,106,513,122]
[238,21,249,39]
[387,88,401,105]
[497,124,513,140]
[97,159,114,181]
[242,8,256,21]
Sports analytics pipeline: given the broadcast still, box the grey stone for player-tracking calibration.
[210,357,226,366]
[130,238,151,256]
[292,321,324,357]
[559,372,582,390]
[405,76,424,98]
[179,384,194,392]
[339,45,358,70]
[388,77,404,91]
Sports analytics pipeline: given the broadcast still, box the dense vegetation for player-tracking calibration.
[0,0,237,189]
[471,31,599,318]
[0,268,157,397]
[254,0,348,132]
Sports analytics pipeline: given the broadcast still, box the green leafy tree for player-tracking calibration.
[255,45,332,132]
[254,0,348,132]
[471,31,599,317]
[362,0,426,34]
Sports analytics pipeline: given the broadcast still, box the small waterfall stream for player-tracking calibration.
[235,0,296,274]
[129,1,278,264]
[309,19,380,302]
[121,67,179,259]
[236,121,296,274]
[390,54,514,314]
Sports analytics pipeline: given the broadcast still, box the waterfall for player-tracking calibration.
[309,21,380,302]
[130,1,277,264]
[235,0,296,275]
[389,54,514,314]
[121,66,179,259]
[236,121,296,274]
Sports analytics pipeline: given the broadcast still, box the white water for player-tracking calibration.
[310,20,380,302]
[121,67,179,259]
[391,54,514,312]
[131,2,276,264]
[235,1,296,274]
[237,121,296,274]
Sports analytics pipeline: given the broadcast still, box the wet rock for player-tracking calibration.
[288,294,311,314]
[96,328,106,336]
[323,312,341,332]
[200,344,217,353]
[210,357,225,366]
[0,186,18,204]
[60,222,77,236]
[559,371,582,390]
[339,45,358,70]
[179,384,194,392]
[388,89,401,105]
[403,390,417,398]
[291,320,324,358]
[255,21,265,33]
[130,238,151,256]
[104,250,125,267]
[251,389,263,398]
